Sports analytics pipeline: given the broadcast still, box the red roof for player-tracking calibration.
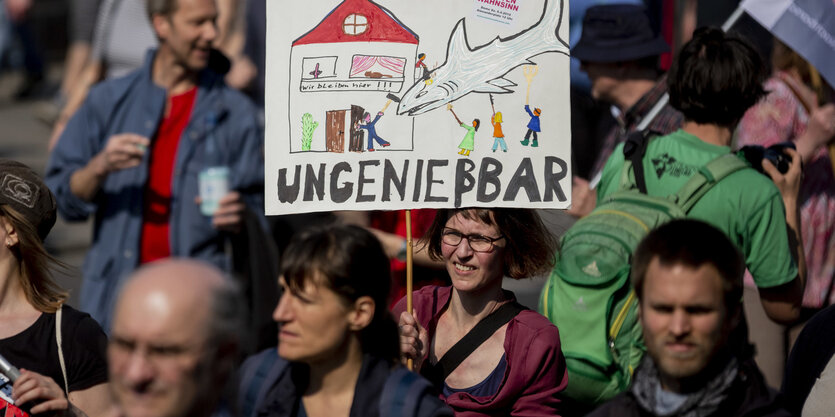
[293,0,418,46]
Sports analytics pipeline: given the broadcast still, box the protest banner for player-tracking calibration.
[265,0,572,215]
[741,0,835,89]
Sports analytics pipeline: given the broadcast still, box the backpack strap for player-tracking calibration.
[379,367,431,417]
[622,130,652,193]
[421,302,525,387]
[55,304,69,396]
[675,154,749,213]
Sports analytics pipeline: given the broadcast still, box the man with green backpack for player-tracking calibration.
[540,28,806,413]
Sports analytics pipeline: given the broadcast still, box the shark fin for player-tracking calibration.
[473,78,517,94]
[488,78,517,88]
[445,19,471,65]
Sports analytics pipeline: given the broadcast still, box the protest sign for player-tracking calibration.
[265,0,572,215]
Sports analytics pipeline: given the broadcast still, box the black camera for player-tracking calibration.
[738,142,796,175]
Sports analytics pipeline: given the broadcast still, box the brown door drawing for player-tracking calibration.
[349,105,365,152]
[326,110,346,153]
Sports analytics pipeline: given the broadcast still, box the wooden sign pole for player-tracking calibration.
[405,209,414,370]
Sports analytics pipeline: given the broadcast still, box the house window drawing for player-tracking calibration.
[288,0,419,154]
[343,14,368,35]
[302,57,337,80]
[349,55,405,79]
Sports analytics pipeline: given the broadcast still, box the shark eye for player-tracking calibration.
[416,90,427,98]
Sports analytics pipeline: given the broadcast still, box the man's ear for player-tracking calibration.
[348,296,375,331]
[2,218,18,248]
[152,14,171,40]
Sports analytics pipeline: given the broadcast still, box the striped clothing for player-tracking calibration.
[590,75,684,179]
[91,0,156,79]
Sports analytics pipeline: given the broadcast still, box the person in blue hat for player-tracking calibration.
[568,3,683,218]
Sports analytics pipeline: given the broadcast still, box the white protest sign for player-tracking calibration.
[265,0,571,214]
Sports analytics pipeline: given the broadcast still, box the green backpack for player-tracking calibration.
[539,136,749,406]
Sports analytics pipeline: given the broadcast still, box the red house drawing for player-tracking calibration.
[288,0,419,153]
[294,0,419,46]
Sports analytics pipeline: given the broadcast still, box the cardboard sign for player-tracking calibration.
[265,0,571,214]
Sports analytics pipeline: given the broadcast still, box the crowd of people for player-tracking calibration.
[0,0,833,416]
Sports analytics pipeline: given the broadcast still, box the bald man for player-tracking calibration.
[108,260,244,417]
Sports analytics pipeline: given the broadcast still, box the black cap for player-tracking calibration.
[0,159,57,240]
[572,4,670,63]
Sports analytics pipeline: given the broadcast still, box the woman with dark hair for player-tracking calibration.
[236,224,451,417]
[396,208,568,416]
[0,159,110,416]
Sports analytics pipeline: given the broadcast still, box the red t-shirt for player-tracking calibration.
[369,209,449,307]
[140,87,197,264]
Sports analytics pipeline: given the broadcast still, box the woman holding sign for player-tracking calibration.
[395,208,568,416]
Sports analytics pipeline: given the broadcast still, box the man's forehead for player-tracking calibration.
[113,294,210,344]
[169,0,217,17]
[644,259,724,301]
[114,283,211,336]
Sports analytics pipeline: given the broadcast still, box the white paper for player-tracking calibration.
[265,0,572,214]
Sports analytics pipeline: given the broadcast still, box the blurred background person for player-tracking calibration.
[108,259,244,417]
[45,0,264,332]
[0,0,45,99]
[736,38,835,388]
[39,0,102,126]
[568,3,683,219]
[397,208,568,416]
[782,302,835,416]
[238,224,451,417]
[0,159,110,416]
[48,0,245,149]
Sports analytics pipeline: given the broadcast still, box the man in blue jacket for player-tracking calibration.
[46,0,264,330]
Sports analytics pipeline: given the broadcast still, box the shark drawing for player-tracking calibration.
[396,0,569,116]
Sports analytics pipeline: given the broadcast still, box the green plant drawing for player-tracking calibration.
[301,113,318,151]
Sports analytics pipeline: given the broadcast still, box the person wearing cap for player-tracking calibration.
[45,0,264,331]
[567,3,683,218]
[0,159,111,416]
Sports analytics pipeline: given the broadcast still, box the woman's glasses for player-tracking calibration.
[442,229,504,253]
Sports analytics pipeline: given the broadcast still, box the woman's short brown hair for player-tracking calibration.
[1,205,68,313]
[280,224,398,363]
[423,208,558,279]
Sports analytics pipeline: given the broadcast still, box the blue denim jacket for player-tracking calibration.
[46,50,264,330]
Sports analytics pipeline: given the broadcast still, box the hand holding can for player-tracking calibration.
[198,167,230,216]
